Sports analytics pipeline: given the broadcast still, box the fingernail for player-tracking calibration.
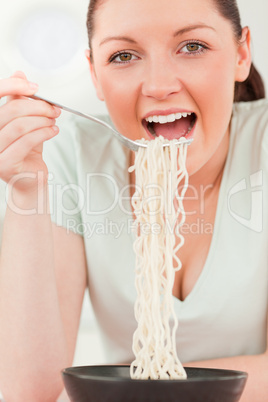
[29,82,39,90]
[53,107,61,116]
[52,125,59,133]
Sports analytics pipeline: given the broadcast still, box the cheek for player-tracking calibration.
[185,59,235,175]
[193,56,236,125]
[97,76,140,139]
[197,57,235,100]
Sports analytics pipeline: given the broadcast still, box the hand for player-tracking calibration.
[0,71,61,193]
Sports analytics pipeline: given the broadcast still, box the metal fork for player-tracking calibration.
[29,94,193,152]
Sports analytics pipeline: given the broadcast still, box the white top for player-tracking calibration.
[43,99,268,364]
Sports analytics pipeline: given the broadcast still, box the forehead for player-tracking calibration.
[92,0,223,38]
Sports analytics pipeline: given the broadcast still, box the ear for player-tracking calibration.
[85,49,105,101]
[235,27,252,82]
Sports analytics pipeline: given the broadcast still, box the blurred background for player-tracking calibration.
[0,0,267,398]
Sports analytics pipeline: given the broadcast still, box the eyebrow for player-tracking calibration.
[99,36,137,47]
[174,23,216,37]
[99,24,216,47]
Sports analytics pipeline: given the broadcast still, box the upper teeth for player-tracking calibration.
[145,112,192,124]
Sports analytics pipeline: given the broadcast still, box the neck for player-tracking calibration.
[184,128,230,216]
[190,127,229,187]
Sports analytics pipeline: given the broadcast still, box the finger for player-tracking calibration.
[0,116,56,153]
[4,125,59,161]
[0,126,59,176]
[0,75,39,99]
[0,98,61,130]
[11,71,28,80]
[6,71,32,102]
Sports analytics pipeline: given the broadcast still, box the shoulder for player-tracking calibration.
[232,98,268,127]
[43,111,129,180]
[43,112,117,164]
[47,112,114,147]
[231,99,268,151]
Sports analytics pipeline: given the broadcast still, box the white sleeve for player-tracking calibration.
[43,113,83,234]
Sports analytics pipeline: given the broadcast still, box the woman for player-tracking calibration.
[0,0,267,400]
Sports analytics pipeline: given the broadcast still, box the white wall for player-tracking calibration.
[0,0,107,114]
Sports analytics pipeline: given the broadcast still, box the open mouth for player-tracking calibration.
[143,112,197,141]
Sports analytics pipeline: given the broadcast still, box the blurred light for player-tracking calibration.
[17,10,81,70]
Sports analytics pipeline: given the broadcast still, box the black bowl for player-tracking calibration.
[62,365,247,402]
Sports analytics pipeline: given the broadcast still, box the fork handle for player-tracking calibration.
[28,95,193,151]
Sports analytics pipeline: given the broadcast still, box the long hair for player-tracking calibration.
[212,0,265,101]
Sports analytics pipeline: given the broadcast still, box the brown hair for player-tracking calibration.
[212,0,265,101]
[87,0,102,55]
[86,0,265,102]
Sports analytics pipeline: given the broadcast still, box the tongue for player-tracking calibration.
[153,116,192,140]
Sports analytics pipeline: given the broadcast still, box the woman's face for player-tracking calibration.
[89,0,250,175]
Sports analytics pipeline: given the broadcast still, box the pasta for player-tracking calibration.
[129,136,189,380]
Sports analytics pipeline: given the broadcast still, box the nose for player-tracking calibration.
[141,58,183,100]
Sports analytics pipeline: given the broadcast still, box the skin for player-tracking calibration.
[0,0,266,401]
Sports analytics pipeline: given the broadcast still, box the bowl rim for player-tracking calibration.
[61,364,248,384]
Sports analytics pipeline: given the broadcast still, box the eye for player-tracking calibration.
[109,51,139,64]
[179,41,208,55]
[185,43,200,52]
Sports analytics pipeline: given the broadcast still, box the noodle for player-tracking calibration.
[129,136,189,380]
